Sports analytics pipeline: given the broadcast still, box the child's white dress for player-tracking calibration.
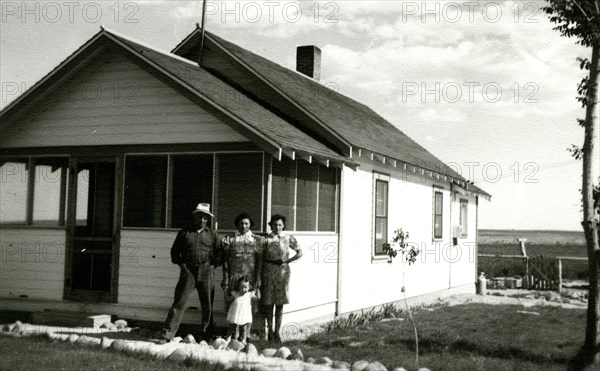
[227,291,257,325]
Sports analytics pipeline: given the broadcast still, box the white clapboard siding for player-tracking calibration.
[1,50,249,148]
[118,230,339,322]
[278,234,338,314]
[449,197,478,287]
[338,166,472,314]
[118,230,178,308]
[0,229,66,300]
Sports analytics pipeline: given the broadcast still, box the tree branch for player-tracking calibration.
[573,0,592,21]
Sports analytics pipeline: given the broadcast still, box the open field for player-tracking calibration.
[1,301,587,371]
[478,229,585,246]
[479,243,587,258]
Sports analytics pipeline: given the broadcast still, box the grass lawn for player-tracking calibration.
[281,303,585,371]
[1,302,586,371]
[0,336,244,371]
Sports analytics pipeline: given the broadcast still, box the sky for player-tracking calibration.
[0,0,597,231]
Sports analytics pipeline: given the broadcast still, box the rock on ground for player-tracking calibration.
[183,334,196,344]
[261,348,277,357]
[275,346,291,359]
[364,361,388,371]
[351,360,371,371]
[227,340,245,352]
[316,356,333,366]
[332,360,351,369]
[167,348,191,362]
[292,348,304,361]
[245,342,259,357]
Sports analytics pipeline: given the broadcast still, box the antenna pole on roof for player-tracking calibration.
[199,0,208,65]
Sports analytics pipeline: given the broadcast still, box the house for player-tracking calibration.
[0,26,490,329]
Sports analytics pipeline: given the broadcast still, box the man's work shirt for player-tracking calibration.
[170,227,220,269]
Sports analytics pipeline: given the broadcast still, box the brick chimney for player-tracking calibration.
[296,45,321,81]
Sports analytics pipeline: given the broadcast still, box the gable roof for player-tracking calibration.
[1,26,489,198]
[173,27,490,198]
[0,28,353,167]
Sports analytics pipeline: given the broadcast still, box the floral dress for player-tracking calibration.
[222,231,263,311]
[261,233,301,305]
[222,231,263,287]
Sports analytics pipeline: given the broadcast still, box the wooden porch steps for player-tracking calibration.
[31,311,111,328]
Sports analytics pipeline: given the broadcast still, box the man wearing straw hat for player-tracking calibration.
[162,203,221,341]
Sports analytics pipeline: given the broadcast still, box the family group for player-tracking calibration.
[162,203,303,344]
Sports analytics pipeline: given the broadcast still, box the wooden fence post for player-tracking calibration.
[557,258,562,293]
[525,256,530,289]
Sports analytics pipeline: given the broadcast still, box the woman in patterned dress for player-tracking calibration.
[261,214,303,342]
[221,212,263,339]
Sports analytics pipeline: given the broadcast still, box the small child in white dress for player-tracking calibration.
[227,276,260,343]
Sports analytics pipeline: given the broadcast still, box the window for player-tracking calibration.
[171,155,213,229]
[0,159,28,225]
[459,199,468,237]
[123,153,263,230]
[296,161,318,231]
[318,165,337,232]
[215,153,263,231]
[373,173,389,255]
[433,191,443,239]
[0,157,68,227]
[123,156,167,228]
[270,159,338,232]
[271,157,296,229]
[32,158,68,226]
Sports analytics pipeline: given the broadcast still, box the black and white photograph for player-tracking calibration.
[0,1,598,370]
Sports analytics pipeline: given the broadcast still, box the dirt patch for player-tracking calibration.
[439,289,587,309]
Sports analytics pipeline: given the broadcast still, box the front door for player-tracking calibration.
[65,159,120,302]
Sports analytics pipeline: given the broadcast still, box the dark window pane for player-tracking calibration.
[171,155,213,229]
[91,253,112,291]
[318,165,337,232]
[434,215,443,238]
[373,176,389,255]
[123,156,167,228]
[435,192,443,214]
[434,192,443,238]
[374,217,387,255]
[460,200,468,236]
[93,162,116,237]
[296,161,318,231]
[375,180,388,217]
[72,252,92,290]
[0,159,28,225]
[271,157,295,230]
[216,153,263,231]
[71,252,111,292]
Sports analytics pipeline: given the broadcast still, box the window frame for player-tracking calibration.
[459,198,468,238]
[433,189,444,240]
[121,151,266,231]
[269,159,339,233]
[0,155,69,228]
[372,172,390,257]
